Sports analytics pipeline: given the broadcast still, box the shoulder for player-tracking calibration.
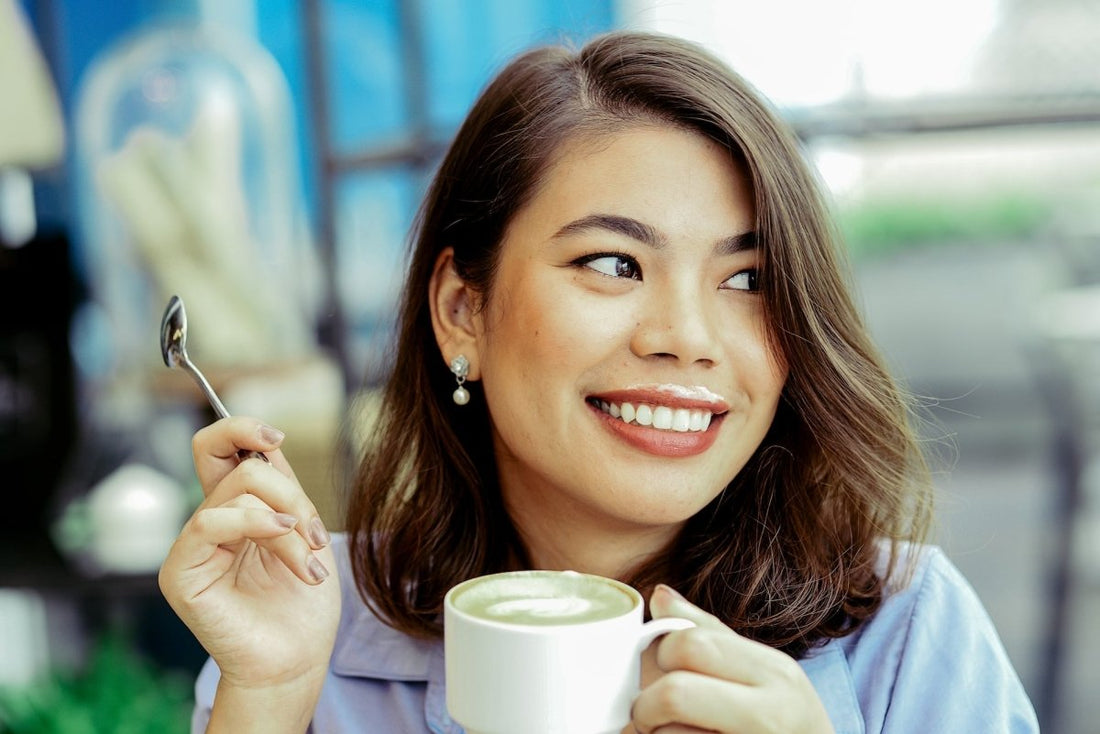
[852,543,1014,670]
[856,543,981,652]
[801,543,1039,734]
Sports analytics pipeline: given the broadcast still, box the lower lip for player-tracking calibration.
[589,403,722,457]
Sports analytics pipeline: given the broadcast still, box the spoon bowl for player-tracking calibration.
[159,295,268,461]
[160,295,190,370]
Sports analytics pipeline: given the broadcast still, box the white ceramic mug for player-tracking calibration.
[444,570,694,734]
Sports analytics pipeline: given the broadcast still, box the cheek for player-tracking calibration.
[485,283,626,371]
[761,344,789,394]
[726,315,787,395]
[753,313,788,385]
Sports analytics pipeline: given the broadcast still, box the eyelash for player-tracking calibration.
[572,252,641,280]
[572,252,760,292]
[724,269,759,292]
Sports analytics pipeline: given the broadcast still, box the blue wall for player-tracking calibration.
[19,0,614,262]
[18,0,614,379]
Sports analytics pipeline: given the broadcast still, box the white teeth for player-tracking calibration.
[594,400,714,433]
[672,408,691,432]
[652,406,672,430]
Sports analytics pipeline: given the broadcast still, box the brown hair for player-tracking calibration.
[346,31,932,657]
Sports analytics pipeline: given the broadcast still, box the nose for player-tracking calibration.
[629,278,721,366]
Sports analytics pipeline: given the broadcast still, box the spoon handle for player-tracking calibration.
[181,360,270,463]
[181,360,231,420]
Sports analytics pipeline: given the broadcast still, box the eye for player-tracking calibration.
[722,269,759,292]
[574,253,642,280]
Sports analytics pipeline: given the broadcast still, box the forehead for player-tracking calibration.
[502,124,755,250]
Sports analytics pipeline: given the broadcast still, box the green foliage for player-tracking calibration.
[0,632,192,734]
[838,191,1053,259]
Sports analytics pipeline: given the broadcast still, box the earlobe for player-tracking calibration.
[428,247,481,380]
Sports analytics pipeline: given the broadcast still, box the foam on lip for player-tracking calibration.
[628,383,726,404]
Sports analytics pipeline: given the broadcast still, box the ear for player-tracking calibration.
[428,247,482,380]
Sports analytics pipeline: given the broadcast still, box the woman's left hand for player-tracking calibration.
[627,585,836,734]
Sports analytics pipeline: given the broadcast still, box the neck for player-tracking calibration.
[503,494,681,581]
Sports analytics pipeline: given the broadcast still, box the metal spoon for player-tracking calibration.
[160,294,269,462]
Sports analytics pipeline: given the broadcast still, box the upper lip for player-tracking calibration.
[589,385,730,413]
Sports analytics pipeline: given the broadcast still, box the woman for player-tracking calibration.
[159,31,1038,733]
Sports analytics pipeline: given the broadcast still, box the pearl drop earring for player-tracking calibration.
[450,355,470,405]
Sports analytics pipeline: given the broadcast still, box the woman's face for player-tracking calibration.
[469,124,787,543]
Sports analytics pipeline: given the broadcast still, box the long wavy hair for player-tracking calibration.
[346,31,932,657]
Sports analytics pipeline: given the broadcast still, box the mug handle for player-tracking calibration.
[635,616,695,655]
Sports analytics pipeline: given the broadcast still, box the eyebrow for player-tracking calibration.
[552,213,757,255]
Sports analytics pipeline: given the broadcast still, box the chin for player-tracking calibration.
[600,493,715,531]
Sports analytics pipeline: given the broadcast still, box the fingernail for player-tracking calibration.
[274,512,298,529]
[308,556,329,582]
[310,516,331,547]
[656,584,686,602]
[258,424,285,444]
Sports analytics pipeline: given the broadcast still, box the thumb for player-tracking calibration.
[650,584,728,633]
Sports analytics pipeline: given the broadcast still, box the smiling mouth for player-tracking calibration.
[587,398,716,433]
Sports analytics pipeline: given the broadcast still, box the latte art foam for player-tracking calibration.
[452,571,637,626]
[485,596,595,619]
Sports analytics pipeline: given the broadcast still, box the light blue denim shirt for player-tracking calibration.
[193,535,1038,733]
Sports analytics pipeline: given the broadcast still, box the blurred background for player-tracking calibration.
[1,0,1097,731]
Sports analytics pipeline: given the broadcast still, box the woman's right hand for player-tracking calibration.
[158,417,341,701]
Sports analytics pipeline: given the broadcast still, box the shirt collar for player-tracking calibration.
[800,641,865,734]
[328,601,461,733]
[329,597,438,680]
[425,640,461,734]
[329,533,438,681]
[327,584,459,732]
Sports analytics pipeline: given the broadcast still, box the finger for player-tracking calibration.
[167,505,328,588]
[159,506,308,603]
[192,417,290,490]
[204,458,331,550]
[653,627,757,687]
[632,669,753,734]
[179,505,297,550]
[649,585,726,632]
[651,586,793,687]
[203,495,333,587]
